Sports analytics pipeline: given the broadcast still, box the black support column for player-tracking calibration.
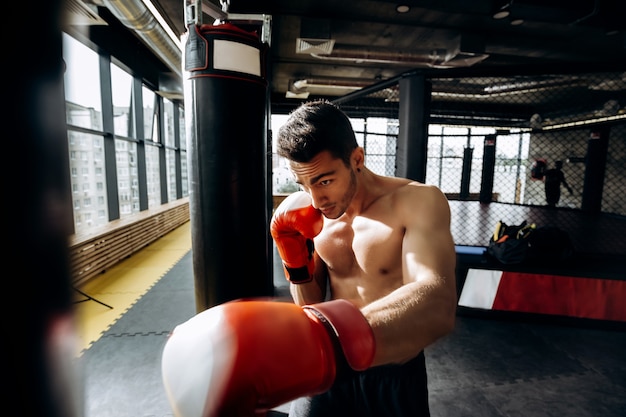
[396,74,431,181]
[99,54,120,221]
[479,134,497,203]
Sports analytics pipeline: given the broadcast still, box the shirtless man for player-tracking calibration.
[160,100,457,417]
[272,100,457,416]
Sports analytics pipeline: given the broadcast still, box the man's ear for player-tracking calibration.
[352,147,365,170]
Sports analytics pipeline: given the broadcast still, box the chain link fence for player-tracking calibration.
[327,70,626,257]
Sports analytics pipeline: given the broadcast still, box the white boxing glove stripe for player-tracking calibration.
[161,308,238,417]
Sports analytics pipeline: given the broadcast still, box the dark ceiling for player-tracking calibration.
[65,0,626,121]
[159,1,624,89]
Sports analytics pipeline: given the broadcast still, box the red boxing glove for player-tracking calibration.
[270,191,323,283]
[161,299,375,417]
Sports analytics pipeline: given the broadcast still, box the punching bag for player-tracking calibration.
[184,22,271,311]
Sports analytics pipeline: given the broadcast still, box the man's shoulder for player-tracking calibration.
[380,177,432,191]
[374,176,446,205]
[402,181,443,196]
[389,183,450,229]
[391,181,447,208]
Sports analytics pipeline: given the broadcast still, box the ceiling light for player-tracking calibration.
[510,19,524,26]
[493,9,509,19]
[492,2,511,19]
[286,91,310,99]
[396,5,410,13]
[140,0,182,49]
[541,113,626,131]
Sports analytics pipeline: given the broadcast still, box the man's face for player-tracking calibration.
[289,150,357,219]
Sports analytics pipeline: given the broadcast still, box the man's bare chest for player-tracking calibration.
[314,216,404,277]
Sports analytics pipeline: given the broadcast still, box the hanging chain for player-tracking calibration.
[220,0,230,13]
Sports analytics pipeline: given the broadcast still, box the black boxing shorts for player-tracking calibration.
[289,351,430,417]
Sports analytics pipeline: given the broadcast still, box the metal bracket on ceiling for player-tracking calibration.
[225,13,272,46]
[184,0,272,45]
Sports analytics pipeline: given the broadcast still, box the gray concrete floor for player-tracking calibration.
[78,248,626,417]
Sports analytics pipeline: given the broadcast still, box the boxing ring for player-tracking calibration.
[450,200,626,323]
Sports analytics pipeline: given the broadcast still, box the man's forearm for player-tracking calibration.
[290,281,325,305]
[361,279,456,366]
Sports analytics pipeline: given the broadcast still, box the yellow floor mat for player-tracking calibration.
[73,222,192,356]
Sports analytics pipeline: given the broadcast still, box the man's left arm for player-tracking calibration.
[361,185,457,366]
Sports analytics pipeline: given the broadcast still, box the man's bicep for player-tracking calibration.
[403,225,455,285]
[401,191,456,284]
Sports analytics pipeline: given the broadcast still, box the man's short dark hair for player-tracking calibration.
[276,100,358,166]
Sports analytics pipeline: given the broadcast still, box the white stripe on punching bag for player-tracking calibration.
[458,269,503,309]
[213,39,261,76]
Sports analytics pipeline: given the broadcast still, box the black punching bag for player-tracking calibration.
[581,128,610,213]
[184,22,271,312]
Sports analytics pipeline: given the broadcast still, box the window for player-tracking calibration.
[179,107,186,150]
[63,33,102,131]
[494,131,530,204]
[143,86,157,142]
[111,62,134,138]
[62,31,193,234]
[163,98,175,147]
[146,145,161,208]
[116,138,139,218]
[166,148,177,201]
[67,131,108,233]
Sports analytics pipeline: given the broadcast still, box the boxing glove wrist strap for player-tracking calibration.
[303,305,350,378]
[284,265,312,284]
[303,300,375,372]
